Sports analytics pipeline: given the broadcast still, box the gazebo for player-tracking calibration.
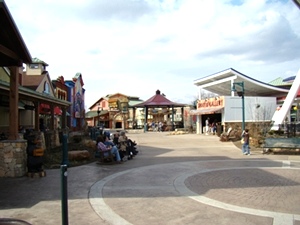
[133,90,186,131]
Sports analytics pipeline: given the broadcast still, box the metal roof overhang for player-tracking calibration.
[293,0,300,9]
[0,0,32,66]
[193,68,289,97]
[190,106,224,115]
[0,80,71,107]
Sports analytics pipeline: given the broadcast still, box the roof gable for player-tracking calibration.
[21,73,55,97]
[107,93,128,99]
[134,90,186,107]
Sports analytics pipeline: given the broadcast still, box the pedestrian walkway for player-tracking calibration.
[0,131,300,225]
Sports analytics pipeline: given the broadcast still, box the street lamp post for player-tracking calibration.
[232,82,245,131]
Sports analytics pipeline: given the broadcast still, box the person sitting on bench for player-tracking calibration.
[118,131,138,160]
[96,135,122,164]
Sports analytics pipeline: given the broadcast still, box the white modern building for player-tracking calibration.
[192,68,293,134]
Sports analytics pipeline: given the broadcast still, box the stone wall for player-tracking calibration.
[222,121,271,147]
[0,140,27,177]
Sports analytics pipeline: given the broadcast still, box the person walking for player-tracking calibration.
[205,117,210,135]
[212,120,217,135]
[158,121,162,132]
[241,129,250,155]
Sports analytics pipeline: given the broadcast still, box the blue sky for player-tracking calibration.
[5,0,300,109]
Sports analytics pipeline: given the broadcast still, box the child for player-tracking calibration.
[241,129,250,155]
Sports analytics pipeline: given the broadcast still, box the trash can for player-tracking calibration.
[25,134,46,178]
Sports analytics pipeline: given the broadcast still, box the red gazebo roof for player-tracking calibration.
[133,90,186,107]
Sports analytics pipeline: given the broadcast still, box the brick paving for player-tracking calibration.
[185,168,300,214]
[1,131,300,225]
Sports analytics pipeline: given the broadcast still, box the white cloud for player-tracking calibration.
[5,0,300,109]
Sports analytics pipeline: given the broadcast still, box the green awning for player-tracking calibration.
[18,101,25,109]
[85,110,108,118]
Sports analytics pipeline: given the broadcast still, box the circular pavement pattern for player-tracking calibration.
[90,160,300,225]
[185,168,300,214]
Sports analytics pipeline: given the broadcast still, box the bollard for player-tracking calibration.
[61,164,68,225]
[61,134,69,225]
[61,134,69,165]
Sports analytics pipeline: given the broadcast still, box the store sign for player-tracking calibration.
[197,96,224,109]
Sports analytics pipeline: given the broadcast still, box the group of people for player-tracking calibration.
[95,130,139,164]
[149,121,163,132]
[205,117,218,135]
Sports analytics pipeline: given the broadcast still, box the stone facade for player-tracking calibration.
[0,140,27,177]
[222,121,271,147]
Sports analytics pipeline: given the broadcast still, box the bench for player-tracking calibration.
[220,127,239,142]
[68,150,90,161]
[263,138,300,153]
[95,150,115,164]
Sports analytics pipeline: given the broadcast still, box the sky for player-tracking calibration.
[5,0,300,110]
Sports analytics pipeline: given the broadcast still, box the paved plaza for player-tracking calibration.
[1,131,300,225]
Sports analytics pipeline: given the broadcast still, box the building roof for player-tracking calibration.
[0,0,32,66]
[268,77,286,86]
[32,57,49,66]
[89,93,144,110]
[283,76,296,83]
[129,100,143,107]
[193,68,289,97]
[0,79,70,107]
[85,110,108,118]
[21,74,45,90]
[133,90,186,107]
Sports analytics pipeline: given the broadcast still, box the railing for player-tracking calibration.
[266,122,300,138]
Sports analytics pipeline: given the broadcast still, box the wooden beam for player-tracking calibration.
[0,44,19,60]
[8,66,19,140]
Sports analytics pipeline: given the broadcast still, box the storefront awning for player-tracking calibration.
[39,103,50,113]
[18,101,25,109]
[85,110,108,118]
[54,106,62,115]
[190,106,224,115]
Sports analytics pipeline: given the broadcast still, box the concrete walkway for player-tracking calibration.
[1,131,300,225]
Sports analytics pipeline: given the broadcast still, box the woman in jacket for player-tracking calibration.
[96,135,122,163]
